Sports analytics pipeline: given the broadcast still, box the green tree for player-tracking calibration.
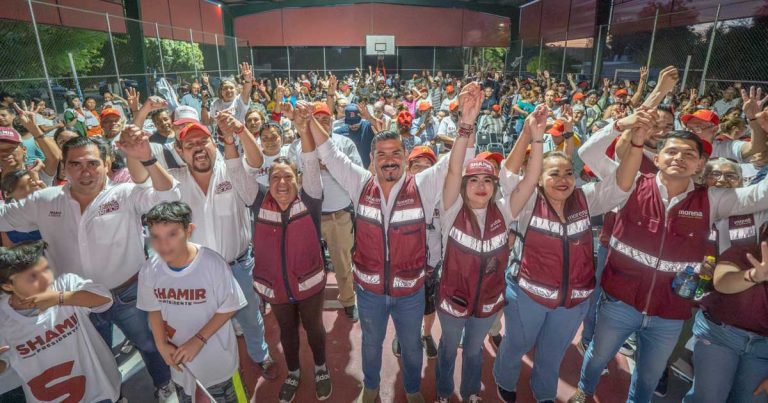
[144,38,204,74]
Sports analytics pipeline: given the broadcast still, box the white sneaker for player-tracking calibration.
[232,319,244,336]
[467,395,482,402]
[155,382,176,403]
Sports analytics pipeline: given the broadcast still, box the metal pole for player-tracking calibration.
[591,25,603,85]
[27,0,57,114]
[699,4,721,94]
[235,37,240,67]
[560,30,569,79]
[432,47,436,76]
[287,47,292,79]
[68,52,83,101]
[105,14,122,84]
[538,37,544,71]
[359,47,363,71]
[681,55,692,90]
[189,29,198,77]
[155,23,166,77]
[519,39,524,77]
[646,8,660,71]
[214,34,222,78]
[322,47,327,75]
[250,45,254,68]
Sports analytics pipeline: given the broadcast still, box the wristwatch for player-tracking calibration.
[562,131,574,139]
[140,157,158,167]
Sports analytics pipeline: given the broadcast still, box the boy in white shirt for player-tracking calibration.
[0,240,119,403]
[137,201,247,403]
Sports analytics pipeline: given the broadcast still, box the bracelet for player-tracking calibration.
[234,125,245,135]
[457,123,474,138]
[531,139,545,144]
[58,291,65,305]
[140,157,158,167]
[195,333,207,345]
[630,140,644,148]
[749,117,758,122]
[746,268,758,283]
[613,121,624,132]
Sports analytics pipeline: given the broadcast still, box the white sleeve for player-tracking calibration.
[128,180,182,215]
[226,157,260,206]
[577,122,622,181]
[316,140,371,202]
[416,148,476,214]
[583,170,634,216]
[57,273,113,313]
[710,176,768,221]
[498,166,522,196]
[0,195,40,233]
[300,151,323,200]
[136,264,161,312]
[214,259,248,314]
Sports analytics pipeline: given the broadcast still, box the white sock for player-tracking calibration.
[314,363,327,373]
[289,369,300,378]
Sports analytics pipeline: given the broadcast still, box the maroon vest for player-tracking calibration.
[353,175,427,297]
[603,174,710,320]
[438,202,509,318]
[519,189,594,309]
[252,193,325,304]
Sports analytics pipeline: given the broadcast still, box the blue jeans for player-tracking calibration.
[436,311,496,399]
[494,282,588,401]
[581,244,609,345]
[684,310,768,403]
[90,280,171,389]
[230,253,269,364]
[578,294,683,403]
[357,284,425,394]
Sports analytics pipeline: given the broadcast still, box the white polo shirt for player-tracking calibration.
[0,181,181,289]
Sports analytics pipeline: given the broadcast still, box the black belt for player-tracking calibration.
[110,273,139,295]
[703,310,723,326]
[228,250,249,266]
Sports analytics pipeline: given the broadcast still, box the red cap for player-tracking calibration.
[408,145,436,164]
[177,122,211,142]
[397,110,413,127]
[340,84,351,92]
[448,101,459,112]
[312,102,331,117]
[492,104,501,112]
[0,127,21,143]
[418,102,432,112]
[681,109,720,126]
[463,157,497,178]
[614,89,628,97]
[100,108,121,120]
[547,119,566,136]
[700,138,713,156]
[302,81,311,89]
[477,151,503,165]
[572,92,585,101]
[445,85,455,94]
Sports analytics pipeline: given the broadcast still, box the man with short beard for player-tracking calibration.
[126,113,277,380]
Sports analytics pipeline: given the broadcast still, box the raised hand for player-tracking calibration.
[281,101,295,120]
[13,101,40,134]
[525,104,549,140]
[639,65,649,81]
[560,104,575,132]
[603,77,611,89]
[116,124,152,161]
[215,111,242,143]
[457,82,483,126]
[328,74,338,96]
[629,108,658,145]
[240,62,253,83]
[746,242,768,283]
[293,101,312,133]
[741,86,767,120]
[202,73,210,86]
[142,95,168,112]
[125,87,140,112]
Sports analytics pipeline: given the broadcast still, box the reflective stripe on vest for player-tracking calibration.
[449,228,508,253]
[610,236,702,273]
[354,268,381,285]
[253,281,275,299]
[258,209,282,224]
[519,277,559,300]
[392,269,425,289]
[391,208,424,224]
[357,205,383,223]
[298,270,325,292]
[289,201,308,220]
[440,298,469,317]
[528,216,562,236]
[730,226,756,241]
[567,218,591,236]
[481,293,505,313]
[572,288,594,299]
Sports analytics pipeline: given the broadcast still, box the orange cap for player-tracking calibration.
[312,102,331,117]
[477,151,503,165]
[408,145,436,164]
[547,119,566,136]
[100,108,120,120]
[681,109,720,126]
[177,122,211,142]
[614,89,628,97]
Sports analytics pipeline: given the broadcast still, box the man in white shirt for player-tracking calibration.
[712,86,741,118]
[126,115,276,379]
[0,134,181,400]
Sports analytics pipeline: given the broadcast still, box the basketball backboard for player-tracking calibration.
[365,35,396,56]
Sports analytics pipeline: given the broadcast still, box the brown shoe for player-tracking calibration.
[257,355,279,380]
[567,389,589,403]
[356,387,379,403]
[406,392,425,403]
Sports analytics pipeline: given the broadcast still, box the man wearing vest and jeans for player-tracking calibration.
[306,83,483,403]
[570,112,768,403]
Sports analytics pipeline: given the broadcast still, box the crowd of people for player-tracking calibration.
[0,59,767,403]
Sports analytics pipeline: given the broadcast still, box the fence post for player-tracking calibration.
[681,55,692,89]
[699,4,721,94]
[519,39,524,77]
[189,29,198,77]
[359,47,363,71]
[322,47,327,75]
[235,37,240,67]
[68,52,83,101]
[155,23,166,77]
[538,37,544,71]
[560,30,569,79]
[646,8,660,71]
[287,47,292,79]
[105,14,122,84]
[250,45,254,69]
[214,34,222,78]
[27,0,57,113]
[591,25,603,85]
[432,47,437,75]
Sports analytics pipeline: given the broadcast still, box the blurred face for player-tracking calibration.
[374,105,384,118]
[464,174,495,208]
[539,157,576,203]
[615,94,628,105]
[704,162,742,188]
[1,257,53,298]
[37,100,46,111]
[726,108,742,120]
[557,84,567,94]
[492,109,501,118]
[220,82,236,102]
[574,110,585,122]
[484,88,493,97]
[103,93,113,102]
[587,93,598,105]
[0,109,14,127]
[153,112,173,134]
[724,88,736,101]
[71,98,82,109]
[648,111,675,148]
[315,114,332,132]
[654,138,704,179]
[268,164,299,208]
[1,145,25,172]
[408,156,434,174]
[64,145,108,195]
[245,112,263,134]
[373,139,406,182]
[84,98,96,110]
[336,100,348,116]
[260,127,283,156]
[10,174,33,200]
[700,97,712,108]
[149,222,193,264]
[177,132,216,173]
[685,117,717,142]
[101,115,122,139]
[544,90,556,105]
[191,83,200,94]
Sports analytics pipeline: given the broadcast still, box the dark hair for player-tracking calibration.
[145,201,193,229]
[62,136,108,163]
[592,120,609,131]
[657,104,675,116]
[1,169,30,200]
[0,240,48,291]
[150,109,170,123]
[657,130,704,156]
[66,95,79,107]
[267,156,299,181]
[54,127,77,144]
[370,130,403,153]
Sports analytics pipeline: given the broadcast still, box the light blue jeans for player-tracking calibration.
[436,311,496,400]
[578,294,683,403]
[581,244,609,345]
[230,252,269,363]
[684,310,768,403]
[494,281,588,401]
[357,284,425,394]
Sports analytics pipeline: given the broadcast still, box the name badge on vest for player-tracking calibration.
[483,256,498,275]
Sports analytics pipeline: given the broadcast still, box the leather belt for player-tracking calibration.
[110,273,139,295]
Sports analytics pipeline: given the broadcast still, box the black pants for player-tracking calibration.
[271,291,327,371]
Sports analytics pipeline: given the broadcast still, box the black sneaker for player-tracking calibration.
[655,368,669,397]
[315,368,332,400]
[497,386,516,402]
[490,334,503,350]
[279,373,300,403]
[422,335,438,359]
[392,337,401,357]
[344,305,359,322]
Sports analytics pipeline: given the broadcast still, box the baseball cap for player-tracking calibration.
[340,84,351,92]
[100,108,121,120]
[463,157,497,179]
[449,101,459,112]
[548,119,566,137]
[0,127,21,143]
[445,85,455,94]
[572,92,585,101]
[614,89,629,97]
[312,102,331,117]
[492,104,501,112]
[477,151,503,165]
[681,109,720,126]
[177,122,211,142]
[418,102,432,112]
[701,139,713,156]
[173,105,199,126]
[572,104,585,113]
[397,110,413,127]
[408,145,436,164]
[344,104,362,125]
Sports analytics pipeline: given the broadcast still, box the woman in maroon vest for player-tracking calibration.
[494,106,655,402]
[250,101,331,402]
[434,102,548,403]
[685,234,768,402]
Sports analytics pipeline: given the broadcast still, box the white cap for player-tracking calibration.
[173,105,200,125]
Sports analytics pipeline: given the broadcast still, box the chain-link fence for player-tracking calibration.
[0,0,249,113]
[511,1,768,92]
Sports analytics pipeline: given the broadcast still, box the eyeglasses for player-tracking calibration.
[707,170,740,181]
